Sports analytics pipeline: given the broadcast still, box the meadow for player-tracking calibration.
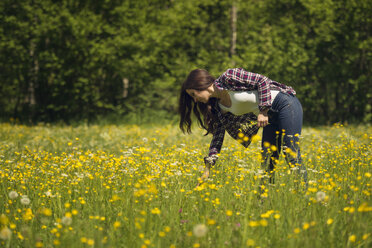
[0,123,371,248]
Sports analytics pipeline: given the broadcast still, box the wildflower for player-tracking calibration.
[41,208,52,217]
[151,208,161,215]
[113,221,121,229]
[246,239,255,246]
[20,196,31,205]
[303,223,310,230]
[259,219,268,227]
[193,224,208,238]
[315,191,326,202]
[207,219,216,225]
[8,191,18,199]
[0,227,12,240]
[348,235,356,242]
[226,210,233,216]
[327,219,333,225]
[159,231,166,237]
[61,216,72,226]
[358,202,372,212]
[0,215,8,225]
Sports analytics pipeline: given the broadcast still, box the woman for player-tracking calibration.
[179,68,307,186]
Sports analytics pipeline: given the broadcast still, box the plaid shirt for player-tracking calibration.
[206,68,296,164]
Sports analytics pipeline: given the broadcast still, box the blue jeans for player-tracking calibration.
[261,92,307,185]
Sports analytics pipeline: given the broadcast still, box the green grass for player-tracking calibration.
[0,123,371,248]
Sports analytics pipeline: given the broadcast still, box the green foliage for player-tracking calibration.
[0,0,370,124]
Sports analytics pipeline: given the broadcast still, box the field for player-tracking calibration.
[0,123,371,248]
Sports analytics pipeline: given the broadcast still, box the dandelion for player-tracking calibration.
[315,191,326,202]
[0,215,8,225]
[348,235,356,242]
[327,219,333,225]
[8,191,18,199]
[151,208,161,215]
[207,219,216,225]
[193,224,208,238]
[61,216,72,226]
[246,239,255,246]
[259,219,268,227]
[0,227,12,240]
[113,221,121,229]
[226,210,233,216]
[20,196,31,205]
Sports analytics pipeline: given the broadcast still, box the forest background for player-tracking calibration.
[0,0,371,125]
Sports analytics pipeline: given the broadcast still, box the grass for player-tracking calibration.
[0,123,371,248]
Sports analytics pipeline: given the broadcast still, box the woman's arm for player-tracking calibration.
[198,122,225,185]
[216,68,272,127]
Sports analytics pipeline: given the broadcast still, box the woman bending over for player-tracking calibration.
[179,68,307,187]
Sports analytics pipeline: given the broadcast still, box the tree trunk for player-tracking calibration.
[230,1,237,66]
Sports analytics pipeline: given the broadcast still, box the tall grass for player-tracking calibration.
[0,123,371,247]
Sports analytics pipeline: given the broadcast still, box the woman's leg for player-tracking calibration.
[277,95,308,185]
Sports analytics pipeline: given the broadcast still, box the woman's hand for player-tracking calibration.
[258,110,269,127]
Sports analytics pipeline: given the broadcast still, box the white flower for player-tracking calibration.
[20,196,31,205]
[61,216,72,226]
[45,191,56,197]
[8,191,19,199]
[142,137,148,143]
[316,191,326,202]
[193,224,208,238]
[0,227,12,240]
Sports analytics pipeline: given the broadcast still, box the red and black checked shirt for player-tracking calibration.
[207,68,296,158]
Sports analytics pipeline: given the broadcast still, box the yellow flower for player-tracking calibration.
[207,219,216,225]
[113,221,121,229]
[294,228,301,234]
[246,239,255,246]
[303,223,310,230]
[358,202,372,212]
[259,219,268,227]
[226,210,233,216]
[248,221,259,227]
[159,231,166,237]
[327,219,333,225]
[151,208,161,215]
[348,235,356,242]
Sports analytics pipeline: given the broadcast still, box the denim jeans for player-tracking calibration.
[261,92,308,185]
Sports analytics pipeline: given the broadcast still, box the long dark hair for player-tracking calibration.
[179,69,217,135]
